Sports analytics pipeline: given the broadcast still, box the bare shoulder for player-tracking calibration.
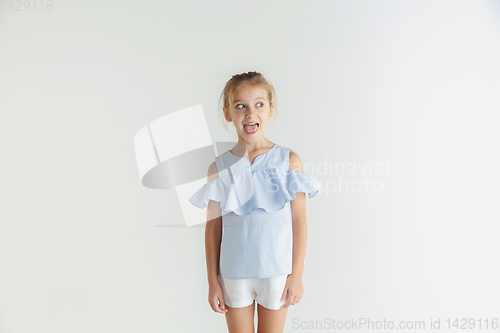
[207,161,219,182]
[289,150,303,173]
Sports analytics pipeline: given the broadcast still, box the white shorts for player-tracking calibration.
[217,274,290,310]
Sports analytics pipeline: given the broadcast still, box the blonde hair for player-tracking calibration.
[218,71,279,132]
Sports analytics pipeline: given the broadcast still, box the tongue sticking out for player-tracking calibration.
[244,124,258,133]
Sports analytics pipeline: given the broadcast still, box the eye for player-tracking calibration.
[235,102,264,109]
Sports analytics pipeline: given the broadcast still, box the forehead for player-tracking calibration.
[232,85,267,103]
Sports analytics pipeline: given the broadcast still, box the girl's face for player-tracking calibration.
[223,85,273,143]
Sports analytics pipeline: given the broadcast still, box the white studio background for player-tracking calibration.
[1,0,500,332]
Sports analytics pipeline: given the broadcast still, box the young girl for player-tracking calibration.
[189,71,321,333]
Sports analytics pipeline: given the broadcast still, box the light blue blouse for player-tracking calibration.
[189,144,322,279]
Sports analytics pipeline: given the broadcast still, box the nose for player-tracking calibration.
[245,107,257,117]
[245,113,257,122]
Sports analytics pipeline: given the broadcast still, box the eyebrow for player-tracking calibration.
[233,97,266,105]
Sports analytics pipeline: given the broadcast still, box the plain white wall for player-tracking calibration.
[1,0,499,332]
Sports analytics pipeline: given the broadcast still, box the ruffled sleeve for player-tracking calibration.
[188,168,322,216]
[188,177,226,209]
[284,169,322,199]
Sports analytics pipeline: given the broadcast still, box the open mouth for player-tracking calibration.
[243,122,259,134]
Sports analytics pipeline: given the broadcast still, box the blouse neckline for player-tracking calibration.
[227,144,277,165]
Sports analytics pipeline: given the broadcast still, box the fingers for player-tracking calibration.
[282,297,291,308]
[218,296,228,313]
[281,286,288,302]
[209,296,228,314]
[283,295,295,308]
[281,284,290,308]
[282,294,302,308]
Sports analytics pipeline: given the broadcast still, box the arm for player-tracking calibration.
[289,150,307,278]
[280,150,307,308]
[205,161,223,286]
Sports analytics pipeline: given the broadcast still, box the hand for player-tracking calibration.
[280,273,304,308]
[208,281,229,314]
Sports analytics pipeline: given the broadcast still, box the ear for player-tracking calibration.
[269,103,274,117]
[223,107,232,122]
